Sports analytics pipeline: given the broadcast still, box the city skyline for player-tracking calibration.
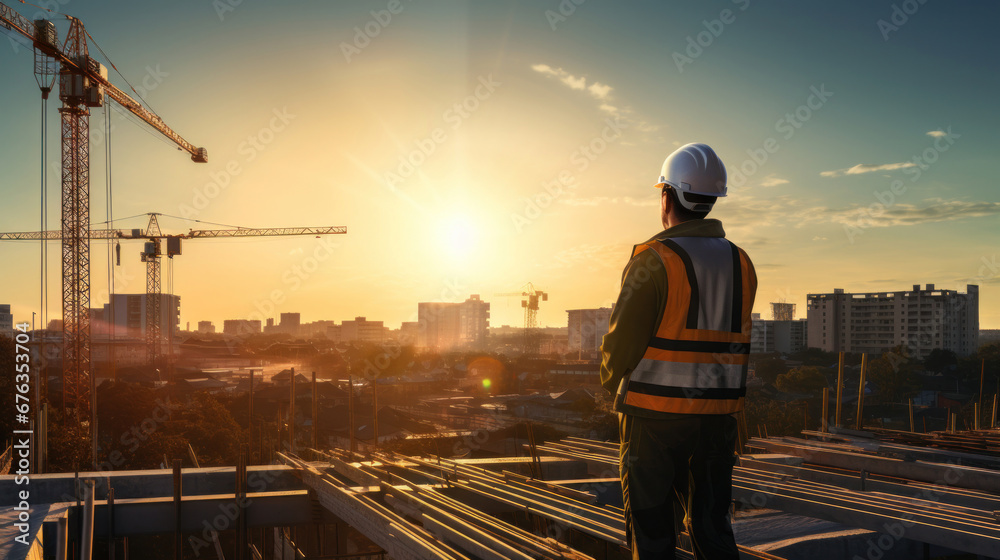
[1,1,998,330]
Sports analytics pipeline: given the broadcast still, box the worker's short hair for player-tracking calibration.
[663,186,714,220]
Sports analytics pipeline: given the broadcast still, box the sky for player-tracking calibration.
[0,0,998,331]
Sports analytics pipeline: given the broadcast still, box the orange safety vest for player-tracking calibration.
[622,236,757,415]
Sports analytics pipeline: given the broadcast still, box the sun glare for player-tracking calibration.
[440,215,476,258]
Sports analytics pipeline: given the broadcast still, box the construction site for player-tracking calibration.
[4,424,1000,559]
[2,2,1000,560]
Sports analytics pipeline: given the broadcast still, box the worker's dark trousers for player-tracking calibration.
[619,413,739,560]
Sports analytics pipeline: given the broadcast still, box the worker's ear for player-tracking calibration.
[661,187,671,215]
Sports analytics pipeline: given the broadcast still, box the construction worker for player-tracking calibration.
[600,143,756,559]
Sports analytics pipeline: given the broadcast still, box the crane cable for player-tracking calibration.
[18,0,59,14]
[84,29,162,117]
[90,212,152,227]
[156,213,249,230]
[39,76,47,335]
[38,62,48,455]
[105,104,117,381]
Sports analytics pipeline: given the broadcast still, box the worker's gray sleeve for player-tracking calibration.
[599,249,667,393]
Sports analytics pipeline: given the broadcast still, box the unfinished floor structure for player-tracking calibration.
[4,429,999,559]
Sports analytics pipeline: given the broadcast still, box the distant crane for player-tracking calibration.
[1,3,207,423]
[1,213,348,367]
[495,283,548,355]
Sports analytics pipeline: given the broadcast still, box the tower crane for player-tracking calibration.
[1,4,207,422]
[1,214,348,368]
[495,283,548,355]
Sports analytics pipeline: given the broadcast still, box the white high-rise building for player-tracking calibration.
[99,294,180,341]
[418,295,490,350]
[567,307,612,353]
[806,284,979,358]
[751,320,808,354]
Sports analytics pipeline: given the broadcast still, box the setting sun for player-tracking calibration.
[438,214,477,259]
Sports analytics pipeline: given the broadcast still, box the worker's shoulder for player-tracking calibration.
[621,241,667,281]
[727,240,755,264]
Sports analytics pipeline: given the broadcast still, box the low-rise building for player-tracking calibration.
[341,316,387,343]
[279,312,301,335]
[223,319,262,336]
[0,304,13,339]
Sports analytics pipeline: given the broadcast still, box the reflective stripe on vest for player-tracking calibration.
[624,236,756,415]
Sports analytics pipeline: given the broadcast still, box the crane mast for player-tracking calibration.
[59,18,92,419]
[1,3,208,424]
[495,283,549,355]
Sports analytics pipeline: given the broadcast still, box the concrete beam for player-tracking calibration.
[0,464,308,505]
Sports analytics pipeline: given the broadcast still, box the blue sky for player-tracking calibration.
[1,0,997,329]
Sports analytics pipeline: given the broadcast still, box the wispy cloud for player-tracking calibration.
[926,130,948,138]
[759,174,789,187]
[531,64,612,100]
[720,194,1000,231]
[820,162,916,178]
[823,198,1000,228]
[551,243,630,270]
[559,195,658,207]
[531,63,661,137]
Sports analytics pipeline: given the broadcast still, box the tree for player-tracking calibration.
[957,341,1000,393]
[46,410,92,472]
[789,347,839,367]
[94,381,187,470]
[776,366,827,395]
[753,357,787,385]
[0,336,15,445]
[924,349,957,373]
[745,397,808,438]
[174,393,243,466]
[867,352,920,402]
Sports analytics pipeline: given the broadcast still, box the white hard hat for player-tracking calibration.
[654,143,727,212]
